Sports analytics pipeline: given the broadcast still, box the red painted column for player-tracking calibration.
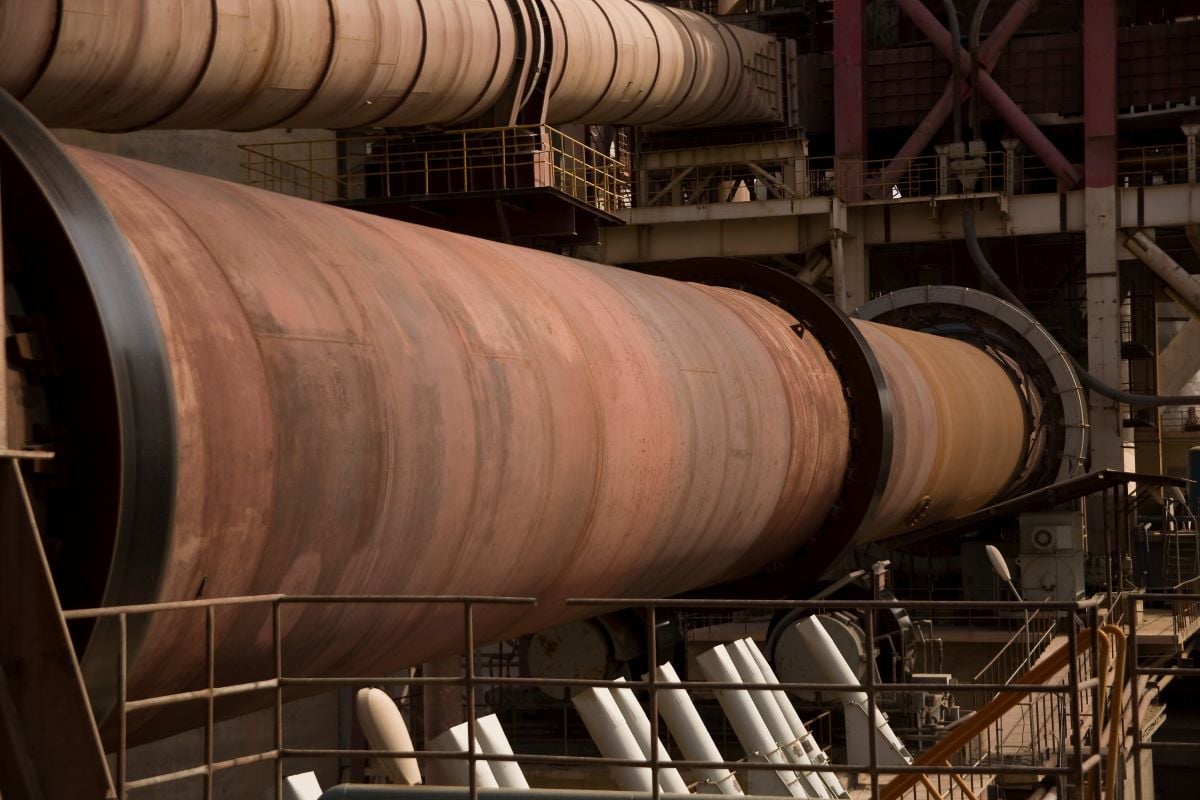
[1084,0,1118,188]
[834,0,866,201]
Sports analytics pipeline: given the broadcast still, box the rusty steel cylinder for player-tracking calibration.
[855,323,1028,532]
[0,0,781,131]
[2,129,1027,739]
[540,0,780,126]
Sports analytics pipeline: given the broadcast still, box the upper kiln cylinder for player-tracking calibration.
[0,0,781,130]
[1,126,1025,738]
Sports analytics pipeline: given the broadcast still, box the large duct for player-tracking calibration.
[0,96,1038,741]
[0,0,782,131]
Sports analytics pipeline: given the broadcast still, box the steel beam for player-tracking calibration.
[875,0,1039,197]
[1124,230,1200,317]
[1082,0,1127,471]
[834,0,867,201]
[1160,320,1200,396]
[895,0,1082,189]
[1084,0,1118,189]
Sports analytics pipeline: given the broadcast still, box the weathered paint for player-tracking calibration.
[9,145,1029,740]
[0,0,780,130]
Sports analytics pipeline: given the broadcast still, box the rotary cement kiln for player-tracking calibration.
[0,86,1086,742]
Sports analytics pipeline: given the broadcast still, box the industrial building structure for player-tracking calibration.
[1,1,1199,799]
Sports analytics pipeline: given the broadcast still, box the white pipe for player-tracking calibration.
[727,641,814,764]
[610,678,691,794]
[739,640,847,799]
[426,722,501,788]
[726,641,829,799]
[283,771,324,800]
[793,619,912,766]
[355,688,423,785]
[474,714,530,789]
[696,645,810,797]
[572,687,655,792]
[652,662,744,795]
[1125,230,1200,317]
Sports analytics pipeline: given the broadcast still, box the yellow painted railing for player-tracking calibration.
[240,125,629,214]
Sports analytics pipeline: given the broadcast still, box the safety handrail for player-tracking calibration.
[881,630,1095,800]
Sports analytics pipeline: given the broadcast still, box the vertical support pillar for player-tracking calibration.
[1083,0,1129,472]
[1001,139,1023,196]
[0,160,6,448]
[1182,123,1200,184]
[785,138,811,198]
[934,144,953,196]
[422,655,464,744]
[834,0,866,202]
[845,209,869,310]
[830,201,868,312]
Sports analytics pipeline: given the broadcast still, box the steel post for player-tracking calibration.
[895,0,1082,188]
[833,0,867,201]
[876,0,1039,196]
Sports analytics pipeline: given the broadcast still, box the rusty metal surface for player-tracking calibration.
[0,0,780,131]
[542,0,780,126]
[53,147,849,736]
[856,321,1027,536]
[0,457,115,799]
[5,136,1035,740]
[0,0,514,130]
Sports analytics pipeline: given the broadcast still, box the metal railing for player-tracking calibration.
[240,126,629,214]
[238,135,1200,214]
[62,595,1119,800]
[62,594,536,799]
[967,611,1060,711]
[1117,144,1192,188]
[851,150,1061,201]
[1127,589,1200,800]
[1167,575,1200,644]
[1160,405,1200,433]
[637,157,836,207]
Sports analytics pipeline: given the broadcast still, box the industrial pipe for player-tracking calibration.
[0,0,782,131]
[609,679,691,795]
[426,723,501,789]
[317,790,758,800]
[652,662,743,796]
[695,646,808,797]
[475,715,530,790]
[356,688,424,786]
[1124,230,1200,318]
[739,640,847,800]
[573,689,656,793]
[792,619,912,768]
[726,640,831,799]
[0,92,1041,742]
